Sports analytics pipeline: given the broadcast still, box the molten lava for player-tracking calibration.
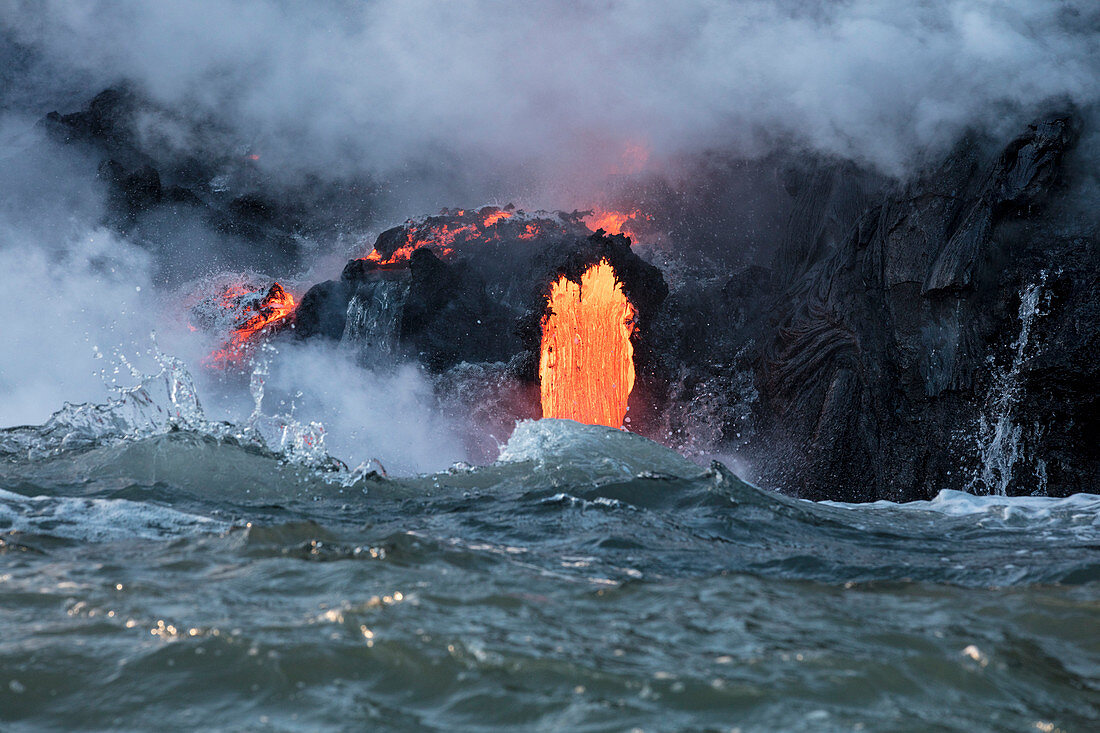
[482,209,513,226]
[206,281,297,366]
[539,259,637,428]
[362,207,528,265]
[359,205,649,266]
[517,223,541,240]
[365,238,453,265]
[582,208,650,242]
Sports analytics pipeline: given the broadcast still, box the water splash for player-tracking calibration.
[0,338,207,459]
[969,276,1049,496]
[0,336,340,472]
[245,350,334,469]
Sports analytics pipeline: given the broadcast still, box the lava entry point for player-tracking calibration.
[539,259,637,428]
[290,227,667,432]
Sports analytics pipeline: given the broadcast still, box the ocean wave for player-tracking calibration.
[825,489,1100,534]
[497,418,709,480]
[0,488,229,543]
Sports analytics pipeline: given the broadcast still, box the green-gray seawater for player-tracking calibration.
[2,419,1098,731]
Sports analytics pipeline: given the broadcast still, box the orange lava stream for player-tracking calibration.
[365,241,451,265]
[208,282,296,366]
[539,260,637,428]
[584,210,631,235]
[365,218,497,265]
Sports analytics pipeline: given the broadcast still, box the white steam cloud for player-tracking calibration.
[0,119,157,425]
[3,0,1097,186]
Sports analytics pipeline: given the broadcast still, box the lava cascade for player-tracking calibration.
[539,259,637,428]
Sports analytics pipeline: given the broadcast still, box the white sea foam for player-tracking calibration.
[0,488,229,542]
[825,488,1100,522]
[540,492,628,511]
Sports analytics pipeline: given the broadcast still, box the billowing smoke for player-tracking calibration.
[1,0,1097,471]
[4,0,1098,191]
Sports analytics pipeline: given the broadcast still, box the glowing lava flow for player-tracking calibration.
[539,259,637,428]
[364,209,518,265]
[360,206,647,265]
[582,208,650,242]
[482,209,513,226]
[207,282,297,366]
[365,239,445,265]
[584,209,631,235]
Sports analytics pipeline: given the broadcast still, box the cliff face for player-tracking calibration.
[750,115,1097,500]
[41,89,1099,500]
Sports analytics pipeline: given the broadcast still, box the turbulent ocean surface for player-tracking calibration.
[1,361,1098,732]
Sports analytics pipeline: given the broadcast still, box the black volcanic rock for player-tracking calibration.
[923,117,1078,295]
[647,264,775,452]
[294,279,354,341]
[635,113,1096,501]
[748,113,1095,501]
[297,248,509,371]
[44,88,146,165]
[401,247,518,371]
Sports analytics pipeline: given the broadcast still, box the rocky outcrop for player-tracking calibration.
[289,113,1095,501]
[750,115,1096,500]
